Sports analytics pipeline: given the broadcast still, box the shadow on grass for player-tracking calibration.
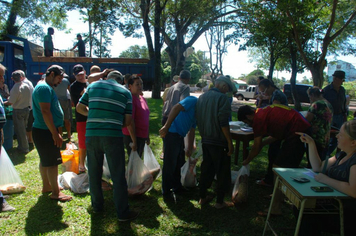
[130,187,163,229]
[6,148,27,165]
[25,194,68,235]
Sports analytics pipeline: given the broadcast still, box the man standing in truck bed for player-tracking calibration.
[71,34,86,57]
[44,27,55,57]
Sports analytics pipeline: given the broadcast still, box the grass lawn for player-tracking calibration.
[1,99,309,236]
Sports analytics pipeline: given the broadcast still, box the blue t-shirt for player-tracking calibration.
[169,96,197,137]
[32,83,64,129]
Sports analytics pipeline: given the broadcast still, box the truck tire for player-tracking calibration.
[245,98,249,101]
[288,97,294,104]
[237,95,244,100]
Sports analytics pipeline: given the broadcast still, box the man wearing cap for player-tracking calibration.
[162,75,179,104]
[76,70,139,221]
[70,64,88,173]
[323,70,347,157]
[32,65,72,202]
[161,70,191,125]
[71,34,86,57]
[196,76,236,209]
[5,70,32,153]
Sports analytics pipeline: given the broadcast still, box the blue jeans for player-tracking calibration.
[86,136,130,218]
[326,114,345,157]
[162,132,185,195]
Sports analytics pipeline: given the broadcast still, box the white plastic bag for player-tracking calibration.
[58,172,89,194]
[180,156,198,187]
[102,154,111,181]
[232,165,250,204]
[0,146,26,194]
[180,140,202,187]
[126,151,153,196]
[143,144,161,180]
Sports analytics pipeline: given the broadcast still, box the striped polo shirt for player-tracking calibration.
[79,79,132,137]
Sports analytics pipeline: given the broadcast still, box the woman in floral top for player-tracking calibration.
[305,87,333,161]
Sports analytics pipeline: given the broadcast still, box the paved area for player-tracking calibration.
[143,91,356,113]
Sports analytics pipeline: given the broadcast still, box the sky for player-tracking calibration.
[37,10,356,82]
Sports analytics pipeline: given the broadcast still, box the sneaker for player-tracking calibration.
[173,187,189,195]
[163,192,177,204]
[118,211,139,222]
[1,202,15,212]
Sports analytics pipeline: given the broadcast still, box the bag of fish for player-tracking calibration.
[232,165,250,204]
[126,151,153,196]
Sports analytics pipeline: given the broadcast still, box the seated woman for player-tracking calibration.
[122,75,150,157]
[296,120,356,236]
[305,87,333,162]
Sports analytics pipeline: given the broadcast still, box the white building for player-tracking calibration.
[327,60,356,82]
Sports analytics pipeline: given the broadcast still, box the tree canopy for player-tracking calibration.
[0,0,68,40]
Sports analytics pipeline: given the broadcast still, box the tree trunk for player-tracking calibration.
[165,42,186,80]
[88,12,93,57]
[309,60,327,88]
[289,44,302,111]
[267,49,275,80]
[151,0,162,99]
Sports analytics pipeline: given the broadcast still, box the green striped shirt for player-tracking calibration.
[79,79,132,137]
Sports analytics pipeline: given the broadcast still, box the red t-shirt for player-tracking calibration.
[253,104,310,140]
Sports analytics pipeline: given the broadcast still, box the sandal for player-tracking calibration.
[79,166,86,174]
[101,180,112,191]
[199,195,214,206]
[50,195,72,202]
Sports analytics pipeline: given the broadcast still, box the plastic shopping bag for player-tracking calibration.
[102,154,111,181]
[232,165,250,204]
[58,172,89,194]
[143,144,161,180]
[0,146,26,194]
[180,156,198,187]
[180,140,202,187]
[126,151,153,196]
[61,144,79,174]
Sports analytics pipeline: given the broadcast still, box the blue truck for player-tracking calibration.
[0,35,155,89]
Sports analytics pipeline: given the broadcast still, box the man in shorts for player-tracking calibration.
[54,74,71,140]
[70,64,88,173]
[32,65,72,202]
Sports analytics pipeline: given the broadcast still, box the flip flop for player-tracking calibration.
[101,181,112,191]
[42,186,64,193]
[50,195,73,202]
[79,166,86,174]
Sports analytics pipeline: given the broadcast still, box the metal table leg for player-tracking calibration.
[263,176,280,236]
[336,199,344,236]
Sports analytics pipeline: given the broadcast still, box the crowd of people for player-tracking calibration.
[0,61,355,234]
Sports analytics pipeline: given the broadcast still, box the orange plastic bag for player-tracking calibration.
[61,149,79,174]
